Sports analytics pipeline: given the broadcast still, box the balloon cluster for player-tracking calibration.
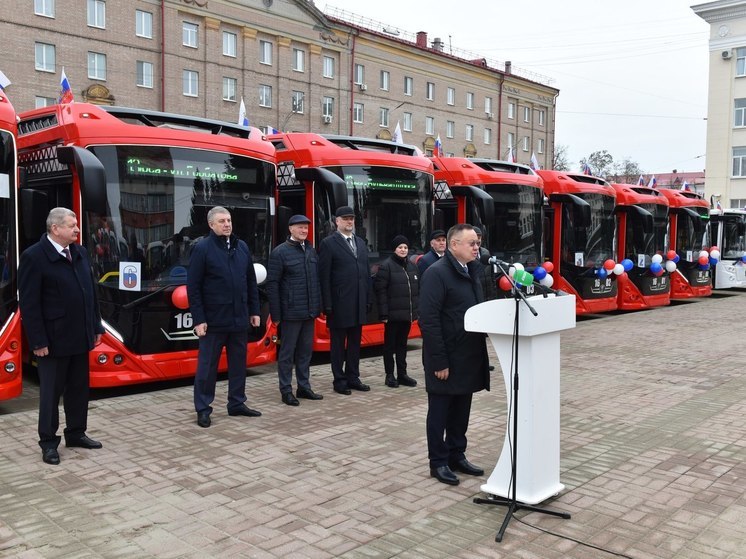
[596,259,625,279]
[696,247,720,270]
[497,261,555,291]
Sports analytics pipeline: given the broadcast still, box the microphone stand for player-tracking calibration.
[474,261,570,542]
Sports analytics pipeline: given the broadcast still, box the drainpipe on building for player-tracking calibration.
[349,32,357,136]
[161,0,166,112]
[497,72,504,160]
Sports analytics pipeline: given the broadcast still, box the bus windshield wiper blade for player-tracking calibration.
[122,284,172,310]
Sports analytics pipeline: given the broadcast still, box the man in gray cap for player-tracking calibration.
[417,229,447,277]
[267,214,324,405]
[319,206,371,395]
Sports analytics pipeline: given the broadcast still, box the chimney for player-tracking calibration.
[416,31,427,48]
[432,37,444,52]
[505,61,512,74]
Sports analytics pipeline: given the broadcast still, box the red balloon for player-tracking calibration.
[542,261,554,273]
[498,275,513,291]
[603,259,615,271]
[666,250,677,261]
[171,285,190,309]
[710,246,719,252]
[698,255,709,265]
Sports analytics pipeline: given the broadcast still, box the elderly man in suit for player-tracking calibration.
[417,229,447,277]
[318,205,371,395]
[18,207,105,465]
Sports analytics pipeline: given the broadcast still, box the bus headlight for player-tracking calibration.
[97,354,108,365]
[5,362,15,373]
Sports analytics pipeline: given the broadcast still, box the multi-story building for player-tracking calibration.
[1,0,557,166]
[694,0,746,208]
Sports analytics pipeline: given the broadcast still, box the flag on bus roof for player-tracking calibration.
[648,176,657,189]
[716,200,723,212]
[637,175,645,186]
[0,71,10,91]
[392,121,403,144]
[270,127,279,134]
[506,147,515,163]
[681,181,690,191]
[238,97,249,127]
[581,162,592,175]
[530,152,540,171]
[433,134,443,157]
[58,67,73,104]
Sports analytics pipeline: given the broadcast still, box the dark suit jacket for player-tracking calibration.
[318,232,370,329]
[18,235,104,357]
[417,249,441,277]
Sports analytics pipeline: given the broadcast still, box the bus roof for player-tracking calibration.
[537,169,615,197]
[16,103,275,160]
[657,188,709,209]
[269,133,433,172]
[610,183,669,207]
[431,156,543,189]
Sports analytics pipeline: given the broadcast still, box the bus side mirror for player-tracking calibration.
[56,145,108,216]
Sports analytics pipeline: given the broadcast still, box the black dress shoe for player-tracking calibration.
[66,435,103,449]
[397,373,418,387]
[296,387,323,400]
[282,392,300,406]
[42,448,60,465]
[449,458,484,476]
[228,404,262,417]
[197,412,211,428]
[348,381,370,392]
[430,465,459,485]
[333,386,351,395]
[385,374,399,388]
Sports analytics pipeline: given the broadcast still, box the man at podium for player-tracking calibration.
[419,224,490,486]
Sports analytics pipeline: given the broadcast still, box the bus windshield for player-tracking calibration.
[326,165,432,263]
[561,192,616,267]
[0,129,17,328]
[625,203,668,265]
[721,214,746,259]
[677,207,709,257]
[482,183,543,267]
[86,145,275,290]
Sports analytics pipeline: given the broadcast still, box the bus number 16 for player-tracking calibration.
[175,312,193,329]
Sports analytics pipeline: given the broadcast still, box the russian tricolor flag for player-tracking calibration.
[238,97,249,127]
[434,135,442,157]
[58,67,73,104]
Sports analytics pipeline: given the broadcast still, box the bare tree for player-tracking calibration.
[608,157,644,184]
[579,150,614,178]
[553,144,570,171]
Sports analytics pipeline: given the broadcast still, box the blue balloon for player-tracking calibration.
[533,266,547,281]
[698,263,709,271]
[742,255,746,263]
[597,267,608,279]
[673,255,680,263]
[621,258,634,272]
[709,257,718,266]
[650,262,662,274]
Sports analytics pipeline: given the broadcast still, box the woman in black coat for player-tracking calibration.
[374,235,419,388]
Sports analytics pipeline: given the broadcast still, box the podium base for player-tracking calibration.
[480,481,565,506]
[473,495,571,543]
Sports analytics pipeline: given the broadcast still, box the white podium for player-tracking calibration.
[465,294,575,505]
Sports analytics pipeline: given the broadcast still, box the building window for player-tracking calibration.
[485,97,493,115]
[35,0,54,17]
[293,49,305,72]
[380,70,390,91]
[466,124,474,142]
[136,61,153,88]
[223,77,237,101]
[87,52,106,80]
[484,128,491,145]
[508,102,515,119]
[403,112,413,132]
[522,136,529,151]
[135,10,152,38]
[323,56,335,78]
[447,87,455,106]
[87,0,105,28]
[538,109,546,126]
[425,116,434,135]
[35,42,55,72]
[380,107,389,127]
[223,32,237,57]
[404,76,413,96]
[292,91,305,114]
[731,198,746,207]
[259,40,272,65]
[738,48,746,76]
[183,22,198,48]
[523,106,531,122]
[353,103,364,123]
[323,96,334,118]
[733,147,746,177]
[538,138,545,154]
[426,82,434,101]
[354,64,364,85]
[466,92,474,110]
[735,99,746,127]
[35,95,56,108]
[259,84,272,108]
[446,120,454,138]
[183,70,198,97]
[507,132,515,151]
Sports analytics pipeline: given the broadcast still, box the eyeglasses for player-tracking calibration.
[455,239,479,247]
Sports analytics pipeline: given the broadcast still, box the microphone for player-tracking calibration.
[479,253,511,267]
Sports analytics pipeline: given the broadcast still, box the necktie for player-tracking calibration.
[463,264,468,274]
[62,247,72,262]
[347,236,357,256]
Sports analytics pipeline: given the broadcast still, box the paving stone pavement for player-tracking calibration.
[1,291,745,559]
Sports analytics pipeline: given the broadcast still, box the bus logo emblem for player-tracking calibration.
[119,262,142,291]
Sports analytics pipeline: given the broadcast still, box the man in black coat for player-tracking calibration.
[267,214,324,406]
[419,223,490,486]
[18,208,105,465]
[318,205,371,395]
[187,206,262,427]
[416,229,447,277]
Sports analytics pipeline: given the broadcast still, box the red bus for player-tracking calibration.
[0,91,22,400]
[611,183,671,310]
[658,188,712,299]
[16,103,277,387]
[270,134,434,349]
[709,208,746,289]
[431,157,546,294]
[538,170,619,314]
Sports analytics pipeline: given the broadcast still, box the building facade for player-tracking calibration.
[694,0,746,208]
[1,0,558,167]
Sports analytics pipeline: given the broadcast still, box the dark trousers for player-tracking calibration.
[277,319,314,394]
[37,353,90,450]
[426,392,473,468]
[194,330,248,414]
[383,320,411,376]
[329,325,362,390]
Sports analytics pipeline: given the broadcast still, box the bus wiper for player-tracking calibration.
[122,284,173,310]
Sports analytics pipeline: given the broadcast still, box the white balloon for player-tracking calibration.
[651,254,663,264]
[665,260,677,273]
[513,262,525,272]
[613,263,625,275]
[699,250,709,258]
[710,249,721,260]
[508,265,516,277]
[254,263,267,284]
[540,274,554,288]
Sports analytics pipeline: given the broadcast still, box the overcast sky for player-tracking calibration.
[324,0,711,174]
